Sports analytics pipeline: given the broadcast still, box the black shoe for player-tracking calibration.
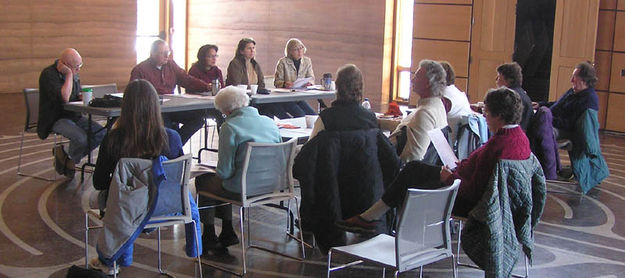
[218,230,240,247]
[557,167,574,181]
[53,146,66,175]
[203,235,228,256]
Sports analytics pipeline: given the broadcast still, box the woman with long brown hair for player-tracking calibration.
[90,79,201,274]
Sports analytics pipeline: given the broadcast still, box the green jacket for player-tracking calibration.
[461,154,546,278]
[569,109,609,193]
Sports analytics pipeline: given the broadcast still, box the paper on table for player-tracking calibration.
[293,77,313,89]
[427,128,459,170]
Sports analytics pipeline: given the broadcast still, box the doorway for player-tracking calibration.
[513,0,556,102]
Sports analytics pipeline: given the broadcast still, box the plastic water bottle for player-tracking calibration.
[362,98,371,110]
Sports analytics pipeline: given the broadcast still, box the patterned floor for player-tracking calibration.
[1,126,625,277]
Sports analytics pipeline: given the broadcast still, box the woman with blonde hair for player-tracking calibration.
[273,38,316,115]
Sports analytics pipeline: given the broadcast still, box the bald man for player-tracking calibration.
[130,39,209,144]
[38,48,106,178]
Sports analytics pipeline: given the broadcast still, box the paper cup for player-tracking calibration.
[305,115,318,128]
[82,91,92,106]
[250,84,258,95]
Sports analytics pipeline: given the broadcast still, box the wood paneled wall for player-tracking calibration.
[597,0,625,131]
[187,0,390,111]
[0,0,137,94]
[412,0,472,99]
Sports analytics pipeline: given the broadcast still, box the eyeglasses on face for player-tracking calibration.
[206,54,219,59]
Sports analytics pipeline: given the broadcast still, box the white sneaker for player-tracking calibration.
[89,257,120,276]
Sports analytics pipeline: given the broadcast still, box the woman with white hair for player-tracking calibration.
[195,86,281,255]
[389,59,448,163]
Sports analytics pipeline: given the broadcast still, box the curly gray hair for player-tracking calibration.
[419,60,446,97]
[214,86,249,113]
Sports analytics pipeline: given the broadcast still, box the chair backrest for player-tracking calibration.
[395,179,460,272]
[82,83,118,98]
[149,153,193,222]
[23,88,40,132]
[240,138,297,205]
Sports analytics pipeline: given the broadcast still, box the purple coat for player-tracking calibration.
[528,107,560,179]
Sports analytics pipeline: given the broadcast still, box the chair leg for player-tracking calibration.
[294,197,306,259]
[419,266,423,278]
[84,213,89,268]
[192,219,203,278]
[17,131,25,174]
[327,249,333,278]
[240,206,247,275]
[382,267,386,278]
[157,227,165,275]
[113,261,117,278]
[456,219,463,266]
[451,254,458,278]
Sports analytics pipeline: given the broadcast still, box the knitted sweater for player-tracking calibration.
[449,126,531,210]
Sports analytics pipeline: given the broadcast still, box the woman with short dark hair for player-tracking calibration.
[496,62,533,132]
[338,87,531,233]
[188,44,224,89]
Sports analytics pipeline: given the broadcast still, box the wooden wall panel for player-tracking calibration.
[411,40,470,77]
[413,4,472,41]
[619,0,625,10]
[610,52,625,92]
[187,0,388,110]
[455,78,468,95]
[614,12,625,51]
[416,0,472,4]
[600,0,617,9]
[0,0,136,94]
[595,51,612,91]
[606,93,625,131]
[596,11,615,50]
[598,91,608,128]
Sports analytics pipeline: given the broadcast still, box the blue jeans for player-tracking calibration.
[51,117,106,164]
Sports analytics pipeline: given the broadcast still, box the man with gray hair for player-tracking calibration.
[130,39,210,144]
[389,59,448,163]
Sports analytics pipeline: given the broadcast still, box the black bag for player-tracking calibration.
[66,265,107,278]
[89,94,122,108]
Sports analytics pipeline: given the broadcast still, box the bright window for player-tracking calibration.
[395,0,414,100]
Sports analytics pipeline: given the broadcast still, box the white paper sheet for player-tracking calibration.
[293,77,313,89]
[427,128,459,170]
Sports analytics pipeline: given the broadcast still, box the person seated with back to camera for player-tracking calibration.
[89,79,201,274]
[295,64,400,251]
[388,59,448,164]
[273,38,317,116]
[337,87,531,232]
[195,85,281,256]
[188,44,227,129]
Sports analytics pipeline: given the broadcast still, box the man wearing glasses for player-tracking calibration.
[130,39,211,145]
[38,48,106,178]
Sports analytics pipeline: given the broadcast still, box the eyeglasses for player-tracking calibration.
[63,61,83,70]
[206,54,219,59]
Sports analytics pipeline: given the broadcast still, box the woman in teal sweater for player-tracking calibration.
[196,85,281,255]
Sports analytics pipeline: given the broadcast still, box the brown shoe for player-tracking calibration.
[52,146,67,175]
[335,215,379,234]
[63,158,76,178]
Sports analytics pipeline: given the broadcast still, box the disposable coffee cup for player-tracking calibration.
[82,89,93,105]
[250,84,258,95]
[305,115,318,128]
